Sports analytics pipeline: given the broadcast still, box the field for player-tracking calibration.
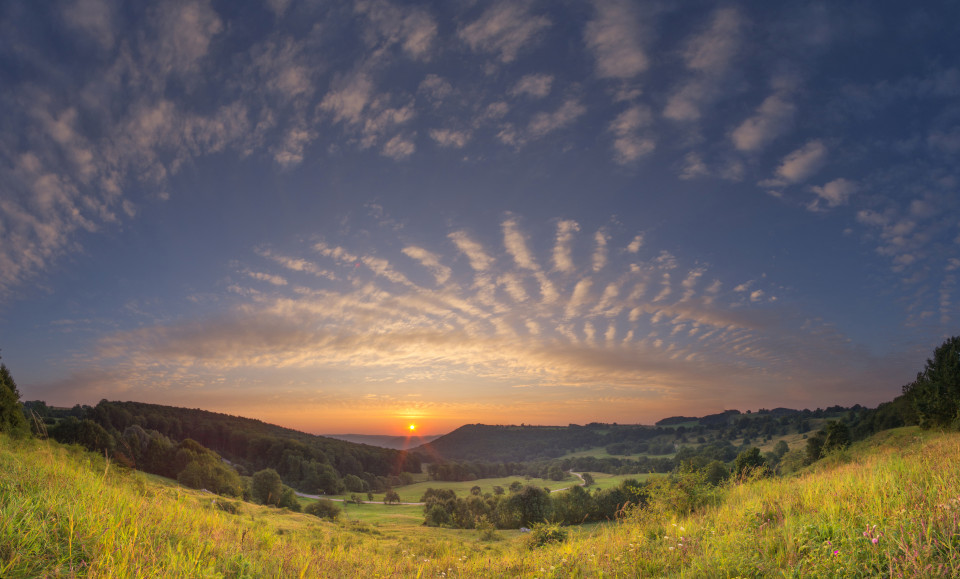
[5,426,960,577]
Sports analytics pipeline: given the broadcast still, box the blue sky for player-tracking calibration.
[1,0,958,434]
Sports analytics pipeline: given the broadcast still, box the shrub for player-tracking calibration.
[304,498,341,520]
[524,522,567,549]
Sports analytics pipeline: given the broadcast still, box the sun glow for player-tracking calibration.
[408,424,416,432]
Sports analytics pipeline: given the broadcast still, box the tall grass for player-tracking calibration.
[3,427,960,577]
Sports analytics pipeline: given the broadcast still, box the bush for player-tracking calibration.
[524,523,567,549]
[304,499,341,520]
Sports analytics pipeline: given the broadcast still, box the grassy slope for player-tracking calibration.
[4,427,960,577]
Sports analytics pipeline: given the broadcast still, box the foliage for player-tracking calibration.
[303,498,340,520]
[0,362,28,436]
[733,447,767,477]
[523,523,567,549]
[71,400,420,494]
[251,468,283,506]
[905,336,960,429]
[384,490,401,504]
[278,487,301,511]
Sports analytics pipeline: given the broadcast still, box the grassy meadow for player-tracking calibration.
[4,427,960,577]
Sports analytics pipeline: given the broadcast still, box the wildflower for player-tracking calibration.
[833,550,839,555]
[872,538,879,544]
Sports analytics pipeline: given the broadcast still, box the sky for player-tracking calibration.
[1,0,959,435]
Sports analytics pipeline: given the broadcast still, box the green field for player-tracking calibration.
[322,474,578,504]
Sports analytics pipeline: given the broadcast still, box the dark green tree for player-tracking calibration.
[0,360,28,436]
[507,485,552,527]
[278,487,301,511]
[733,447,766,477]
[252,468,283,506]
[384,490,401,504]
[822,421,851,453]
[305,499,341,520]
[772,440,790,458]
[905,336,960,429]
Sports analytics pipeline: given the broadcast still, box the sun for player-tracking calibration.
[408,424,416,432]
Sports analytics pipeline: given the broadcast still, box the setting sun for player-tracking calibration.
[408,424,416,432]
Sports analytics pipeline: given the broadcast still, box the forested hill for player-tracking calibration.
[40,400,421,494]
[414,406,871,463]
[414,424,604,462]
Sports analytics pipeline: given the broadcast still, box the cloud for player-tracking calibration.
[553,220,580,273]
[61,0,117,50]
[775,140,828,184]
[256,249,337,280]
[418,74,454,103]
[458,0,551,64]
[664,7,743,121]
[527,99,587,140]
[382,134,416,159]
[565,278,593,318]
[731,93,795,152]
[510,74,554,99]
[402,246,451,285]
[626,234,644,253]
[683,7,742,74]
[245,270,288,286]
[319,70,375,125]
[592,229,609,272]
[584,0,648,79]
[809,178,858,210]
[151,0,223,77]
[449,231,494,272]
[608,105,655,164]
[502,217,538,270]
[354,0,438,61]
[428,129,470,149]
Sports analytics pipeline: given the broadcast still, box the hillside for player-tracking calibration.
[324,433,442,449]
[4,427,960,577]
[414,406,856,463]
[35,400,421,494]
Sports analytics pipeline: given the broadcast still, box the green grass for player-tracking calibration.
[349,474,578,503]
[4,427,960,577]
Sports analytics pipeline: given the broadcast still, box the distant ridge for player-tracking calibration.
[324,433,442,449]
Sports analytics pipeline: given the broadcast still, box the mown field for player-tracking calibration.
[3,427,960,577]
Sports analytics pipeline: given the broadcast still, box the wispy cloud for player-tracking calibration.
[553,220,580,273]
[458,0,551,64]
[449,231,494,272]
[731,93,796,152]
[584,0,649,79]
[509,73,554,99]
[664,7,743,122]
[608,105,655,164]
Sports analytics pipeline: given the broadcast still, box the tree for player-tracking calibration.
[580,472,595,487]
[305,499,341,520]
[806,431,826,463]
[278,487,301,511]
[384,490,401,504]
[733,447,767,477]
[773,440,790,458]
[0,361,28,436]
[507,486,552,527]
[823,421,851,453]
[905,336,960,429]
[252,469,283,506]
